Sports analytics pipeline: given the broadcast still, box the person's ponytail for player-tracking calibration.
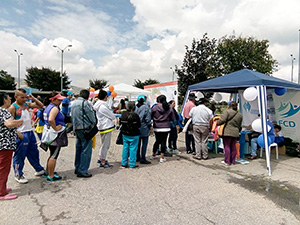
[157,95,169,111]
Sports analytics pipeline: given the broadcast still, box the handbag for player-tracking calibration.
[217,111,238,137]
[116,131,123,145]
[82,101,98,140]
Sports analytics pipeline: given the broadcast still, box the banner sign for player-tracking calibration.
[272,90,300,142]
[239,89,300,142]
[144,81,178,110]
[239,89,276,127]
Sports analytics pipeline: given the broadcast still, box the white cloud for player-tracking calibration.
[1,0,300,91]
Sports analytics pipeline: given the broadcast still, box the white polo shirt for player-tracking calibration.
[189,104,213,127]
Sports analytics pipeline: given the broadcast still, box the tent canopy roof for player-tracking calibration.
[112,83,150,96]
[188,69,300,93]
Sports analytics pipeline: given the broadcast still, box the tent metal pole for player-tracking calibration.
[258,85,271,176]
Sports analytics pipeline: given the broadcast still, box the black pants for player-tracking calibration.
[168,127,178,149]
[153,132,169,154]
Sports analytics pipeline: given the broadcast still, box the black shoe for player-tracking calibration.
[187,151,192,154]
[77,173,92,178]
[192,152,196,155]
[129,165,139,169]
[74,170,78,174]
[121,164,129,168]
[140,160,151,164]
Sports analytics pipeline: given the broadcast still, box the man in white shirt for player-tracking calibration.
[189,98,213,160]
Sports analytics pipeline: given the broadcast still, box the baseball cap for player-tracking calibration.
[188,93,196,100]
[50,93,66,100]
[137,95,145,101]
[67,91,74,95]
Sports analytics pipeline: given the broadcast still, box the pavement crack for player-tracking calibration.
[203,215,216,224]
[29,193,50,224]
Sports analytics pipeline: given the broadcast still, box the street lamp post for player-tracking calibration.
[298,29,300,84]
[14,49,23,89]
[170,67,175,81]
[291,54,296,82]
[53,44,72,91]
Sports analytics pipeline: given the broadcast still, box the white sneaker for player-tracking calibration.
[221,161,230,166]
[15,175,29,184]
[160,158,167,163]
[150,155,158,160]
[34,170,45,176]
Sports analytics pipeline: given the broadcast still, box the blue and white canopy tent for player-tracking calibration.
[185,69,300,176]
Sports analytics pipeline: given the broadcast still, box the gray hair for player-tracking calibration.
[127,101,136,111]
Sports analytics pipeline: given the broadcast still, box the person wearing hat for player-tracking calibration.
[8,88,45,184]
[189,98,213,160]
[135,94,153,164]
[61,91,74,125]
[42,91,68,182]
[182,93,196,154]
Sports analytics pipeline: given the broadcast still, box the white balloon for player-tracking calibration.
[251,119,262,132]
[196,92,204,99]
[243,87,258,101]
[214,93,222,102]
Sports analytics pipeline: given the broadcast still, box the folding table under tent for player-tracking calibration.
[185,69,300,176]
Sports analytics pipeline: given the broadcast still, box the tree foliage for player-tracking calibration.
[133,78,160,89]
[217,34,278,75]
[176,33,278,97]
[89,79,108,90]
[0,70,16,90]
[25,67,71,91]
[176,33,218,97]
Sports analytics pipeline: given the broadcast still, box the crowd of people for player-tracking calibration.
[0,89,285,200]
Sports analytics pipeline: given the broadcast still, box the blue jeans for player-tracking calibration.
[122,135,139,168]
[184,118,195,152]
[75,130,93,174]
[251,137,258,156]
[13,131,44,176]
[137,136,149,162]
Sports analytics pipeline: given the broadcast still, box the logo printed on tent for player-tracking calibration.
[277,102,300,118]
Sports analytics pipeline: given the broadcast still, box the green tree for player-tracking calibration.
[175,33,278,99]
[25,67,71,91]
[217,34,278,75]
[133,78,160,89]
[0,70,16,90]
[89,79,108,90]
[176,33,218,97]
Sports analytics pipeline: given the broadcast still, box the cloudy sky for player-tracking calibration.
[1,0,300,89]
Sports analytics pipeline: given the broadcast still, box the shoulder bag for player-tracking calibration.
[116,125,123,145]
[218,111,238,137]
[82,101,98,140]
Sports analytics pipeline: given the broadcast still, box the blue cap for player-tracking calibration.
[67,91,74,95]
[137,95,145,101]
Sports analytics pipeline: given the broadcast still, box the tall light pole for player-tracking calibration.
[291,54,296,82]
[14,49,23,89]
[170,67,175,81]
[53,44,72,91]
[298,29,300,84]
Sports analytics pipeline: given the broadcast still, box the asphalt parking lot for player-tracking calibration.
[1,131,300,225]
